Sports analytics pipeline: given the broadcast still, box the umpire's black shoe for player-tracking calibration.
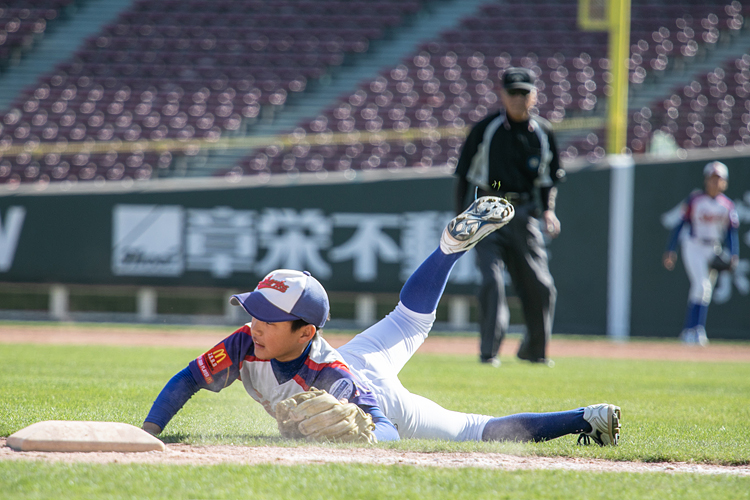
[480,356,501,368]
[517,355,555,367]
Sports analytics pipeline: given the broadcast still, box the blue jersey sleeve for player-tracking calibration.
[144,326,255,431]
[144,367,199,430]
[188,325,255,392]
[727,204,740,256]
[361,404,400,441]
[303,363,381,409]
[666,219,685,252]
[727,224,740,256]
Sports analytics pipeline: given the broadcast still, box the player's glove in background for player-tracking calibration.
[709,249,734,272]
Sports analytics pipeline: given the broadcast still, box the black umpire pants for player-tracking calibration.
[474,203,557,361]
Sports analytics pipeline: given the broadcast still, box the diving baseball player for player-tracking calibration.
[143,196,621,445]
[663,161,740,345]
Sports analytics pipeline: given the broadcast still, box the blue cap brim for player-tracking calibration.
[230,291,299,323]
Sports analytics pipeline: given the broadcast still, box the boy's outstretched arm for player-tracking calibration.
[143,367,200,435]
[142,328,250,435]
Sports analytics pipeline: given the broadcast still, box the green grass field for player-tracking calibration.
[1,333,750,499]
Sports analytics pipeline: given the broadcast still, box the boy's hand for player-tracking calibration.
[663,251,677,271]
[142,422,162,436]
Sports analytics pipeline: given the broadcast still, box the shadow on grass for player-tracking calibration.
[157,433,388,450]
[159,433,288,445]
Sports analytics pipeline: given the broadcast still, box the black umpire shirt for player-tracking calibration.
[454,110,564,213]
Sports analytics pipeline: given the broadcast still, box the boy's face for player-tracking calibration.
[250,317,314,362]
[705,174,727,197]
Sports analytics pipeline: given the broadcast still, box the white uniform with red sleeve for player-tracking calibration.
[674,190,739,304]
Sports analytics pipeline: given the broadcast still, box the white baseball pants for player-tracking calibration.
[338,303,492,441]
[681,238,718,305]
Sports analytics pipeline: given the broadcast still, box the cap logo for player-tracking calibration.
[257,277,289,293]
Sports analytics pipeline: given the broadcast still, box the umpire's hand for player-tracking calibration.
[542,210,561,238]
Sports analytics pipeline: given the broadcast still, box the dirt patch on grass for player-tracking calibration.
[2,438,749,475]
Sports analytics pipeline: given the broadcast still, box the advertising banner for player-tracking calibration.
[1,157,748,338]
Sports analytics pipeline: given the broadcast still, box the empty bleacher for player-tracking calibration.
[0,0,435,184]
[0,0,748,185]
[0,0,83,71]
[232,0,747,176]
[636,53,750,151]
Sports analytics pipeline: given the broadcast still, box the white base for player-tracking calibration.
[7,421,165,453]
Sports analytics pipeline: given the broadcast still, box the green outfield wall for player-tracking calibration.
[0,154,748,338]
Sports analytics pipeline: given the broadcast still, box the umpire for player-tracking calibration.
[453,67,564,366]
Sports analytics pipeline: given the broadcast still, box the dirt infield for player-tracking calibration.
[2,323,750,474]
[2,438,750,475]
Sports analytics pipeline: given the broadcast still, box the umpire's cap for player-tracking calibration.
[230,269,330,328]
[503,67,536,91]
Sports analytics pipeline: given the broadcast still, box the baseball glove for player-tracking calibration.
[275,387,376,444]
[709,250,733,272]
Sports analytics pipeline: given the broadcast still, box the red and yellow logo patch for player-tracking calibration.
[197,343,233,383]
[205,343,232,374]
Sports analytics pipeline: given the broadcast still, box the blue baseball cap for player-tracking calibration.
[229,269,330,328]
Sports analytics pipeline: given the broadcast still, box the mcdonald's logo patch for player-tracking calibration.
[203,343,232,374]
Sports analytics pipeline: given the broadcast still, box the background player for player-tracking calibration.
[663,161,740,345]
[143,196,621,445]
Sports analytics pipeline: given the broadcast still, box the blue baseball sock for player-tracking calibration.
[399,248,462,314]
[482,408,590,442]
[696,303,709,329]
[683,302,701,330]
[681,304,691,329]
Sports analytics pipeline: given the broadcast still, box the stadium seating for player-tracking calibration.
[0,0,747,184]
[0,0,81,71]
[0,0,432,184]
[233,0,746,176]
[636,53,750,152]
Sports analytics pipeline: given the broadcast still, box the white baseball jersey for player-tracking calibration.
[681,190,738,244]
[668,190,740,305]
[191,325,380,417]
[190,304,491,441]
